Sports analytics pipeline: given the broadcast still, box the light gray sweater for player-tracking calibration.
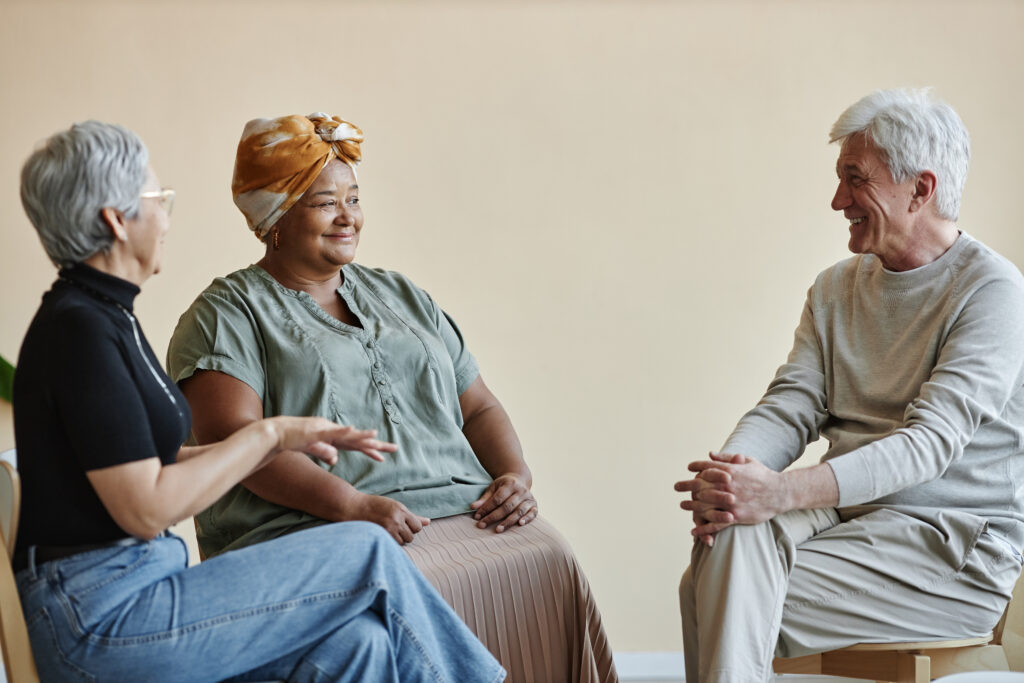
[722,233,1024,549]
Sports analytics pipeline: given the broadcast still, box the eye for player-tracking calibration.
[316,200,337,208]
[347,196,360,206]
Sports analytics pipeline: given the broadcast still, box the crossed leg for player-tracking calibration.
[680,507,1019,683]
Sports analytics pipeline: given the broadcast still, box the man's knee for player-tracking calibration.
[679,565,694,601]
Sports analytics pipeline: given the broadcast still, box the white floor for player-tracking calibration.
[614,651,869,683]
[4,650,870,683]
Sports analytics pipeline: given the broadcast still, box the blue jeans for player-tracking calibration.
[16,522,505,683]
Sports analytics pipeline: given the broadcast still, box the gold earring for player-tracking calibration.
[273,229,280,250]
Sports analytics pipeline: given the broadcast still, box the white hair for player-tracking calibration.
[21,121,149,267]
[830,88,969,221]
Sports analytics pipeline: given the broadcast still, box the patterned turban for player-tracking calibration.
[231,112,363,239]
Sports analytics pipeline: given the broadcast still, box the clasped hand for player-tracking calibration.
[471,473,538,533]
[673,452,787,546]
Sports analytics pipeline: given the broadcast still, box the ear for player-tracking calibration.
[100,207,129,242]
[909,170,938,213]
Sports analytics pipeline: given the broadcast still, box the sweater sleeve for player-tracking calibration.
[720,290,829,472]
[828,276,1024,505]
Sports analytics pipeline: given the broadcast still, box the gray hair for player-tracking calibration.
[829,88,970,221]
[20,121,149,267]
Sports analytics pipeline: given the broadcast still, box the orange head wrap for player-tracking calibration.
[231,112,363,239]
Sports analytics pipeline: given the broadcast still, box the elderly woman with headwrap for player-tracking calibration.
[13,119,504,682]
[167,113,618,683]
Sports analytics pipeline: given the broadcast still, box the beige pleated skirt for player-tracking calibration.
[402,514,618,683]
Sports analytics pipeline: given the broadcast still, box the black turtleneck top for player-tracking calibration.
[13,263,190,557]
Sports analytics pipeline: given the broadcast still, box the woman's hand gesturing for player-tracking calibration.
[268,417,397,466]
[470,473,538,533]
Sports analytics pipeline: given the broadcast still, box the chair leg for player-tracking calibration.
[894,653,929,683]
[772,653,821,674]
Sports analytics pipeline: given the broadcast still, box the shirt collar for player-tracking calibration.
[58,262,141,311]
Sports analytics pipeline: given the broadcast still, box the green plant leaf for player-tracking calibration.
[0,354,13,403]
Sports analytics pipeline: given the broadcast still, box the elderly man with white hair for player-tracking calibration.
[675,88,1024,683]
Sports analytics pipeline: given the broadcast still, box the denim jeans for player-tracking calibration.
[16,521,505,683]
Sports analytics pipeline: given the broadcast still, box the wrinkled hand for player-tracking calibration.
[674,452,749,545]
[268,417,398,466]
[677,452,791,542]
[470,473,537,533]
[690,453,787,525]
[344,492,430,545]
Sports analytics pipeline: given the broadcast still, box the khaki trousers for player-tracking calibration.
[678,506,1022,683]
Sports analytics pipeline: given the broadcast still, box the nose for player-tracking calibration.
[334,204,355,226]
[831,180,851,212]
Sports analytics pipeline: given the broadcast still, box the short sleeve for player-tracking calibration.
[437,306,479,395]
[408,282,479,395]
[166,289,267,400]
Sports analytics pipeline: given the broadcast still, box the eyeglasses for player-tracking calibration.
[139,188,175,215]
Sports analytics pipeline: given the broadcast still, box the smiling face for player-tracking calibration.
[831,133,919,270]
[273,158,362,274]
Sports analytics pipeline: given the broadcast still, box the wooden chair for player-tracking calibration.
[0,459,40,682]
[774,564,1024,683]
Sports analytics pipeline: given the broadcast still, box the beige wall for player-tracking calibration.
[2,0,1022,652]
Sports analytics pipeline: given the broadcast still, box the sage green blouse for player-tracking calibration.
[167,263,492,556]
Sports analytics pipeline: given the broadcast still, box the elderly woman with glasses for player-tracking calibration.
[13,120,504,683]
[167,113,617,683]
